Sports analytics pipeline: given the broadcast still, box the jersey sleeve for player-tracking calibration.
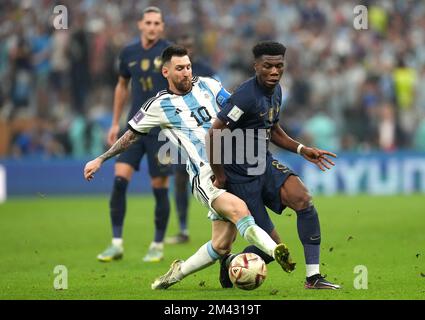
[128,98,163,134]
[216,86,231,109]
[199,76,231,110]
[217,87,254,129]
[118,48,131,79]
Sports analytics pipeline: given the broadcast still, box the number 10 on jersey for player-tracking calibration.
[190,106,212,126]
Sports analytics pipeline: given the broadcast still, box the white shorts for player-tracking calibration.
[189,163,226,215]
[207,210,229,222]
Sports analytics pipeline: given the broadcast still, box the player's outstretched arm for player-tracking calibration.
[84,130,140,181]
[270,123,336,171]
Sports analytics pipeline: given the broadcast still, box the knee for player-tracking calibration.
[113,176,129,192]
[151,176,169,189]
[290,192,312,211]
[229,199,250,221]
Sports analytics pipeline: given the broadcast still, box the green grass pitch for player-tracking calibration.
[0,194,424,300]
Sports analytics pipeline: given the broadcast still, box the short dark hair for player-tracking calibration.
[161,45,188,64]
[140,6,162,21]
[252,41,286,59]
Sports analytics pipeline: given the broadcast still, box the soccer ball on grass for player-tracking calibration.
[228,253,267,290]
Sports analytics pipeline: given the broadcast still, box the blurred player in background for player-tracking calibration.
[97,6,172,263]
[165,33,219,245]
[84,45,295,290]
[210,41,340,289]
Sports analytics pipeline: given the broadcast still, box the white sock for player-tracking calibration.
[179,241,219,280]
[150,242,164,250]
[306,264,320,278]
[112,238,123,247]
[243,225,277,258]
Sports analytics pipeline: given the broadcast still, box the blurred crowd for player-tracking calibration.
[1,0,425,159]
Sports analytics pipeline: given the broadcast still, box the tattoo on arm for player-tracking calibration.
[99,130,140,162]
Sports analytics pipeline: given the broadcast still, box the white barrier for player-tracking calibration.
[0,165,6,203]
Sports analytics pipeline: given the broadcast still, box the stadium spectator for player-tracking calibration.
[8,28,33,118]
[1,0,425,156]
[68,13,90,115]
[302,108,340,152]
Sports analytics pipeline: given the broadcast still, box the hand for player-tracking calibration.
[300,146,337,171]
[212,175,226,189]
[84,158,103,181]
[107,124,120,146]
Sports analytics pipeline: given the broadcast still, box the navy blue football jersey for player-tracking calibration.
[217,77,283,182]
[118,39,171,121]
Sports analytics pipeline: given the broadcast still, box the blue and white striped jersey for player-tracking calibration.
[128,76,230,176]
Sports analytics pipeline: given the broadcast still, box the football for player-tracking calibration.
[228,253,267,290]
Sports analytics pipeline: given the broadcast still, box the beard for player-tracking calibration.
[174,78,192,93]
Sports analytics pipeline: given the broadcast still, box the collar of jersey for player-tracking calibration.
[167,86,193,96]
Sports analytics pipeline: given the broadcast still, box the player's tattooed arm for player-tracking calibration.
[84,129,140,181]
[99,130,140,162]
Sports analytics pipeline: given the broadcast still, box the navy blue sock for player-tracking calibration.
[296,205,321,264]
[174,172,189,233]
[153,188,170,242]
[175,190,189,232]
[242,245,274,264]
[109,176,128,238]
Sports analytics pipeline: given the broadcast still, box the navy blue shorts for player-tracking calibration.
[173,163,188,174]
[225,158,297,234]
[116,127,173,177]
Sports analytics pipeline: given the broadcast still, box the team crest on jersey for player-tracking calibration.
[141,59,150,71]
[153,56,163,71]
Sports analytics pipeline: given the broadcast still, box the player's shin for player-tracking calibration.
[175,189,189,233]
[236,216,277,258]
[110,176,129,239]
[153,188,170,243]
[179,241,221,279]
[296,205,321,277]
